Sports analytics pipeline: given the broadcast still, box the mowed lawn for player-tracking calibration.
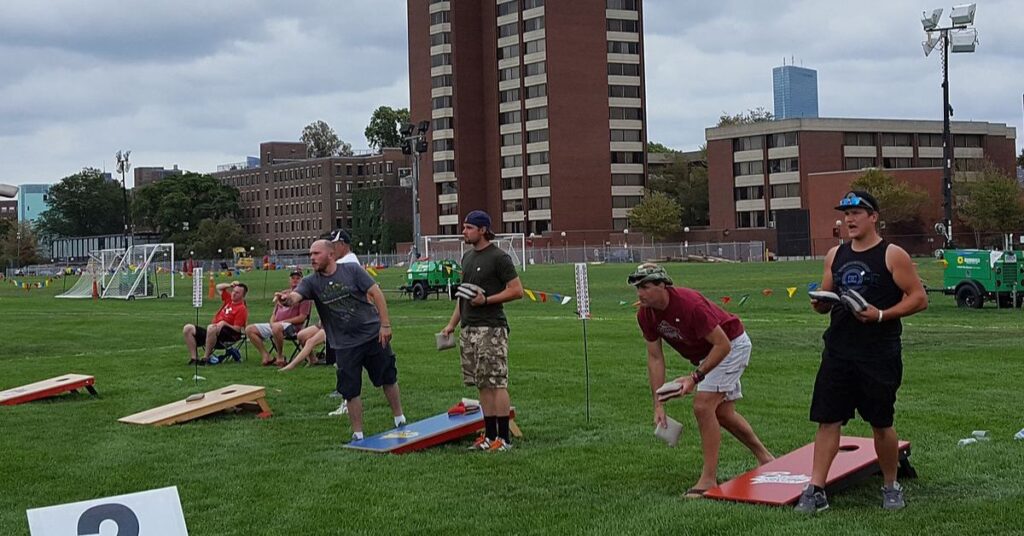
[2,259,1022,535]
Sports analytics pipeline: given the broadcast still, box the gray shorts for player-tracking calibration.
[697,332,752,402]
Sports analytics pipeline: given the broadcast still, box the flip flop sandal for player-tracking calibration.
[683,488,709,499]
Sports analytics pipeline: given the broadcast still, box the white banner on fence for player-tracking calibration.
[191,268,203,309]
[574,263,590,319]
[27,486,189,536]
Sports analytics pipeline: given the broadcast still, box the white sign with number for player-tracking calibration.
[574,263,590,319]
[26,486,188,536]
[191,268,203,309]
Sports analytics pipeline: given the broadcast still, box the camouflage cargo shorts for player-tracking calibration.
[459,326,509,388]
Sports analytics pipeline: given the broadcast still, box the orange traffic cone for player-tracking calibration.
[91,279,99,300]
[208,274,216,299]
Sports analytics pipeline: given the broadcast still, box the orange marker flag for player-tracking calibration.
[208,275,216,298]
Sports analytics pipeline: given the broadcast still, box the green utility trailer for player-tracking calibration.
[939,249,1024,308]
[401,259,462,300]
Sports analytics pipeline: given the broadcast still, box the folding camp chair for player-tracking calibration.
[210,329,247,365]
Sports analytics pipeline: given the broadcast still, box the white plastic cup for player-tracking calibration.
[957,438,978,447]
[1014,428,1024,441]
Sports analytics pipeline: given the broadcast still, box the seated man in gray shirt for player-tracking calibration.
[275,239,406,441]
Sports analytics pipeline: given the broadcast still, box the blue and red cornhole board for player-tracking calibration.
[0,374,97,406]
[704,436,913,505]
[344,408,517,454]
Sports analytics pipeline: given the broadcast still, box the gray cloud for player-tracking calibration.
[1,0,1020,185]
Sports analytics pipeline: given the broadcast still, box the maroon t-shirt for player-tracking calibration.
[637,286,744,365]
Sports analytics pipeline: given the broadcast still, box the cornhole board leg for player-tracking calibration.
[0,374,96,406]
[345,408,518,454]
[703,436,911,506]
[118,385,270,426]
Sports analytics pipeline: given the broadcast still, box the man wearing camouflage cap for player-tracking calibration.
[631,263,774,498]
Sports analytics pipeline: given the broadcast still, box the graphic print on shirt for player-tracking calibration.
[834,259,878,293]
[657,320,684,342]
[319,281,365,322]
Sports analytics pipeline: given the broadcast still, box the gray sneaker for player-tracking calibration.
[882,482,905,510]
[794,485,829,514]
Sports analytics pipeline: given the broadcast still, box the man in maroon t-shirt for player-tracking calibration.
[631,263,773,498]
[183,281,250,365]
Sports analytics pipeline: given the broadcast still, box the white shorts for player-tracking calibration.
[252,323,296,340]
[697,332,752,402]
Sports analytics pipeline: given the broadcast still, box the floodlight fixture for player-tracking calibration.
[950,27,978,53]
[949,3,976,26]
[922,33,940,56]
[400,122,416,137]
[921,8,942,30]
[417,120,431,134]
[0,183,17,198]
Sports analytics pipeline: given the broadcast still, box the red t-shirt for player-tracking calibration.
[637,286,744,365]
[213,289,249,329]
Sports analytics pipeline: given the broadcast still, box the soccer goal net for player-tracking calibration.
[102,243,176,300]
[421,233,526,270]
[55,248,127,299]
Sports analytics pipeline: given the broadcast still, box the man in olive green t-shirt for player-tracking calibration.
[442,210,523,451]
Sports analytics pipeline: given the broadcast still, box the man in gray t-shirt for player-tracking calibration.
[277,240,406,442]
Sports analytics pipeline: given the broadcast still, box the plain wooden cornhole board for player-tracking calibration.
[0,374,97,406]
[704,436,912,506]
[119,384,272,426]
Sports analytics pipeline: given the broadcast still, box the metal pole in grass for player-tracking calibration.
[192,268,204,389]
[574,263,592,423]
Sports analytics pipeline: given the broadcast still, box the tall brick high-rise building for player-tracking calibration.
[407,0,647,241]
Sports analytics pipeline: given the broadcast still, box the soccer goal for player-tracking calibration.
[421,233,526,270]
[102,243,176,300]
[55,248,127,299]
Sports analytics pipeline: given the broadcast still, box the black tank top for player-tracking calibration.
[824,240,903,358]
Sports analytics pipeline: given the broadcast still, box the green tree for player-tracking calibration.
[649,150,709,226]
[1,221,42,268]
[628,190,682,242]
[1017,147,1024,168]
[849,169,930,227]
[132,172,241,245]
[189,218,257,259]
[35,168,125,238]
[301,120,352,157]
[956,161,1024,236]
[365,106,411,151]
[647,141,675,154]
[717,107,773,127]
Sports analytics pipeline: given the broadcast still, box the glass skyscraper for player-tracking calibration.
[773,65,818,119]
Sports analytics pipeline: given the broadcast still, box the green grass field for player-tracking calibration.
[2,259,1023,535]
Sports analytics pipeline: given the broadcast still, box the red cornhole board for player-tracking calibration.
[345,408,518,454]
[704,436,912,505]
[0,374,97,406]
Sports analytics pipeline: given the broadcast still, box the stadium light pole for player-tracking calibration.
[921,4,978,249]
[402,120,430,262]
[115,150,133,247]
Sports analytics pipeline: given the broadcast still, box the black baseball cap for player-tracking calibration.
[289,269,303,277]
[324,228,351,244]
[835,190,879,212]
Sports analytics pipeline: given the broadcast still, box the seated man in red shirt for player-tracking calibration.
[631,263,773,498]
[184,281,250,365]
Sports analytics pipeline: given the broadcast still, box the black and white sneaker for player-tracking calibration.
[794,485,829,514]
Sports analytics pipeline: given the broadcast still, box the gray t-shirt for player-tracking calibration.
[295,263,379,350]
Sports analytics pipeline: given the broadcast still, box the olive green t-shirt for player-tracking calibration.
[459,244,518,328]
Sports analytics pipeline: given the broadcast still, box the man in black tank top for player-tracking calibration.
[795,191,928,514]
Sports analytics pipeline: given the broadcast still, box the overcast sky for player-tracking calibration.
[1,0,1021,186]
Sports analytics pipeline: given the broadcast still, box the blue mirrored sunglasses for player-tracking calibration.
[838,195,874,210]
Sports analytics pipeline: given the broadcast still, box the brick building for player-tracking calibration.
[705,118,1017,256]
[213,144,413,254]
[134,165,182,189]
[407,0,647,243]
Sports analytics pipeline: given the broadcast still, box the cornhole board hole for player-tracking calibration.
[0,374,97,406]
[119,384,271,426]
[704,436,913,506]
[345,408,519,454]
